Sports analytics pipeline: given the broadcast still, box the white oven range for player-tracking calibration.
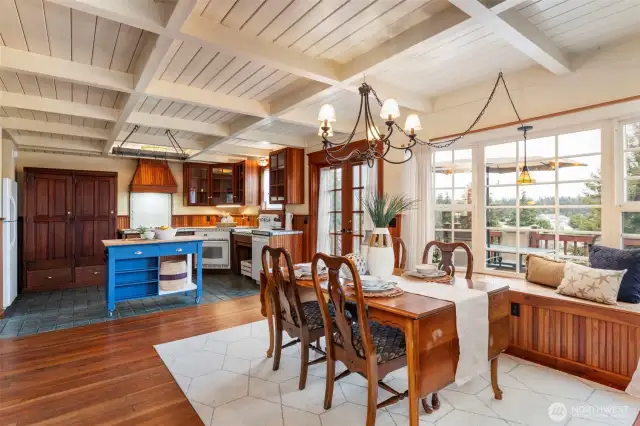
[195,230,230,269]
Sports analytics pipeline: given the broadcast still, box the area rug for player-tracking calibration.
[154,320,640,426]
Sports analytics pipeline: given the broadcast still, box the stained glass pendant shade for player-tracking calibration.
[516,125,536,185]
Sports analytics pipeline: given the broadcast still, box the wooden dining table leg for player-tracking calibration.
[405,320,420,426]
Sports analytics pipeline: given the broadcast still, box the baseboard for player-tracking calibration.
[506,345,630,391]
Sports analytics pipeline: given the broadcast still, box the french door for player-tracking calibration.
[324,163,368,256]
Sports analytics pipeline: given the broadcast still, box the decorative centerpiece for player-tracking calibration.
[154,225,177,240]
[363,193,418,278]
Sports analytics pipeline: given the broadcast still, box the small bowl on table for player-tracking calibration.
[154,227,177,240]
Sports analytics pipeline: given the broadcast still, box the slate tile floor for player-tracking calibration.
[0,272,259,338]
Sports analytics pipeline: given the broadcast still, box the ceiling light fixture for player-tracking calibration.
[318,72,532,169]
[257,157,268,167]
[112,125,190,161]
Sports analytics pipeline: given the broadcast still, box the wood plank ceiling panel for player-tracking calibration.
[304,0,402,57]
[200,0,238,22]
[220,0,266,30]
[322,1,435,62]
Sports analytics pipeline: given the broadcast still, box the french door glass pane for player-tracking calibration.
[353,165,361,187]
[335,190,342,211]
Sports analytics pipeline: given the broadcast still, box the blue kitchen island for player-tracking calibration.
[102,236,204,315]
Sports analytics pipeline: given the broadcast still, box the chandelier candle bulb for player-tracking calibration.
[404,114,422,135]
[318,104,336,122]
[380,98,400,120]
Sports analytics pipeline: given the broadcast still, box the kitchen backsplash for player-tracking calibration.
[117,214,259,230]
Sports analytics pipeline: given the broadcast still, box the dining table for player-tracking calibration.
[259,268,510,426]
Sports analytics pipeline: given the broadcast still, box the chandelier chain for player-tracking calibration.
[369,72,522,149]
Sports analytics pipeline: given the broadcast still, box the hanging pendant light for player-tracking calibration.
[516,125,535,185]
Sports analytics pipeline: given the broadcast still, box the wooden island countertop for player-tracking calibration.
[102,236,205,247]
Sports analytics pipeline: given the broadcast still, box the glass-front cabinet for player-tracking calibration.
[269,150,286,204]
[183,161,260,207]
[185,164,211,206]
[211,165,234,205]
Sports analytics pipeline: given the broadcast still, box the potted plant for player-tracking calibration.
[363,192,418,277]
[136,225,155,240]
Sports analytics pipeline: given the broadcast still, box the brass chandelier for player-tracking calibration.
[318,71,534,182]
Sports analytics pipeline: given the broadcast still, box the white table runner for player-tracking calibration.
[394,276,489,385]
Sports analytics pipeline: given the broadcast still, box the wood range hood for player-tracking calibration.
[130,159,178,193]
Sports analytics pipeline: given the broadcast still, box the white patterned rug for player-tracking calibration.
[154,320,639,426]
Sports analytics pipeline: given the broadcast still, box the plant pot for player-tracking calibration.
[143,230,155,240]
[367,227,395,278]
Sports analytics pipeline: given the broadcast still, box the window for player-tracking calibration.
[432,149,473,267]
[621,120,640,248]
[262,168,282,210]
[484,129,601,273]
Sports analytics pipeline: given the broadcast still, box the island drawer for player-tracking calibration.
[112,245,159,259]
[157,242,198,257]
[75,265,105,286]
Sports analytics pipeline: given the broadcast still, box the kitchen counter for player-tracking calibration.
[119,226,254,235]
[103,236,205,246]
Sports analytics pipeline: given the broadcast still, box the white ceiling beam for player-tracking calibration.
[0,92,120,122]
[145,79,270,117]
[180,16,341,85]
[211,144,272,158]
[0,47,134,93]
[45,0,168,34]
[127,111,229,137]
[104,0,198,154]
[448,0,572,74]
[0,117,108,139]
[13,135,104,153]
[236,130,307,149]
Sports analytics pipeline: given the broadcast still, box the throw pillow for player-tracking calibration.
[590,245,640,303]
[341,253,368,279]
[525,254,565,288]
[556,262,627,305]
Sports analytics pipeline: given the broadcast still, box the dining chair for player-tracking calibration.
[422,240,474,279]
[420,240,493,412]
[262,246,327,390]
[311,252,431,426]
[393,236,407,271]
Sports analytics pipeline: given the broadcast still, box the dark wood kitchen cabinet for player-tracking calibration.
[269,147,304,205]
[184,163,210,206]
[183,160,259,206]
[22,168,117,292]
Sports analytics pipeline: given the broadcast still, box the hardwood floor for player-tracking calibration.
[0,295,264,425]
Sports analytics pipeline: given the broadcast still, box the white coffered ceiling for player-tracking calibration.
[0,0,639,161]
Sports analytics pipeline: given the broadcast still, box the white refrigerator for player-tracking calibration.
[2,178,17,309]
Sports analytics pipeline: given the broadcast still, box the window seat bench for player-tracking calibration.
[477,274,640,390]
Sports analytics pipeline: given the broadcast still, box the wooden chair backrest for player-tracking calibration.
[393,237,407,271]
[311,252,375,363]
[422,241,473,279]
[262,246,306,328]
